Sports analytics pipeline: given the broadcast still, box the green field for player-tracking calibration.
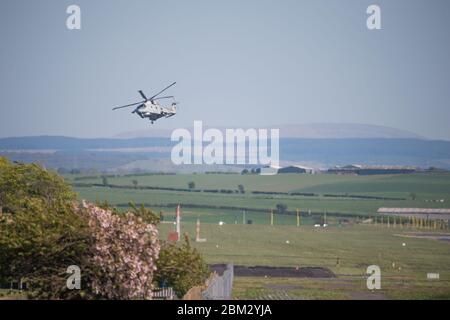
[68,172,450,198]
[67,172,450,299]
[69,172,450,219]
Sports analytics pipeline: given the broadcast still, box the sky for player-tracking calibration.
[0,0,449,139]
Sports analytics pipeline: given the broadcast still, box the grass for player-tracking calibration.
[68,172,450,299]
[157,222,450,299]
[0,289,26,300]
[69,172,450,199]
[71,172,450,218]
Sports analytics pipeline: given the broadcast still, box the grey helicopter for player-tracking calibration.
[113,82,178,124]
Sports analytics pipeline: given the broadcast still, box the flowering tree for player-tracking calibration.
[81,201,160,299]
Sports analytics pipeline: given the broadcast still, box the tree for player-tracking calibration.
[128,202,160,225]
[0,201,161,299]
[241,169,249,175]
[101,176,109,186]
[0,158,161,299]
[132,179,138,189]
[276,203,287,214]
[0,157,87,298]
[154,234,210,298]
[238,184,245,194]
[0,157,75,216]
[188,181,196,190]
[70,168,81,174]
[80,202,160,299]
[57,167,70,174]
[410,192,417,200]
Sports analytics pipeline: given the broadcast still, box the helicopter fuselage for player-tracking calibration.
[134,101,177,123]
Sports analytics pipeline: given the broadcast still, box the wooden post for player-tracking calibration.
[270,209,274,226]
[243,210,246,225]
[296,208,300,227]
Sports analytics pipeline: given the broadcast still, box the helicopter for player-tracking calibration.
[112,82,178,124]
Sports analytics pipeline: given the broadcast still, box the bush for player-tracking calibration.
[0,158,161,299]
[154,234,210,298]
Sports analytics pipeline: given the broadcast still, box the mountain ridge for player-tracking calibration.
[113,123,425,140]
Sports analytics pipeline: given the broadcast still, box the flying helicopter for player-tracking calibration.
[112,82,178,124]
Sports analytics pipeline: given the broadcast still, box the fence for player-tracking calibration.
[152,287,175,300]
[202,263,234,300]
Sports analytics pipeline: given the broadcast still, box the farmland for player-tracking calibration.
[68,172,450,219]
[157,222,450,299]
[66,172,450,299]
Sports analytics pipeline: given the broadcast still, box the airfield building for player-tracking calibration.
[377,207,450,220]
[256,165,315,174]
[328,165,417,175]
[277,165,314,174]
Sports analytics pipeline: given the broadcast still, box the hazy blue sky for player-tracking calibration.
[1,0,449,139]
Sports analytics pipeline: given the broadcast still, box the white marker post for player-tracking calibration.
[176,204,181,241]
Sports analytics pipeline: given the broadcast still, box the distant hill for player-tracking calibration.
[274,123,424,139]
[114,123,424,139]
[0,136,171,150]
[1,135,450,171]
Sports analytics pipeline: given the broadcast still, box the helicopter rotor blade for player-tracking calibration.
[138,90,147,100]
[149,82,176,100]
[152,95,174,101]
[112,101,144,110]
